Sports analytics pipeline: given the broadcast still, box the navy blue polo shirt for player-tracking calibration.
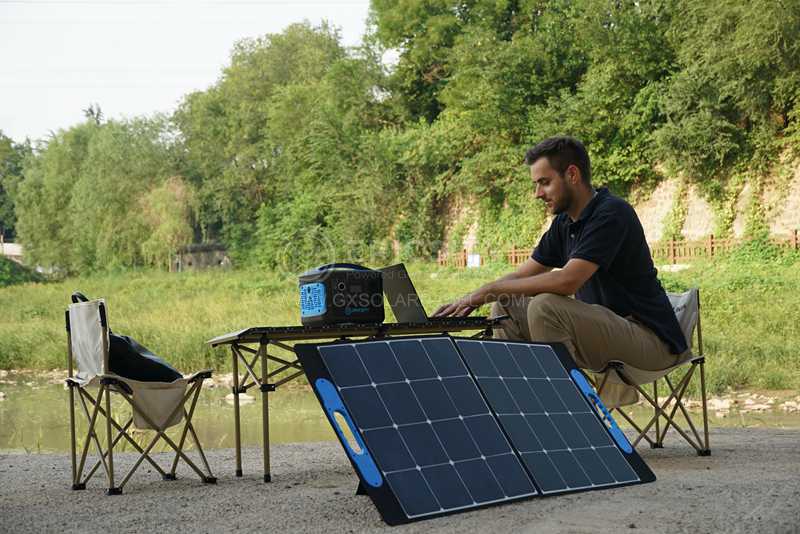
[532,187,687,355]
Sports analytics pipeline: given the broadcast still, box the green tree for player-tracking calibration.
[654,0,800,189]
[0,131,31,240]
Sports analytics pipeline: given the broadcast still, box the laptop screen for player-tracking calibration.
[379,264,429,323]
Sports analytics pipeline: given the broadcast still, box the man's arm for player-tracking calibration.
[431,258,598,317]
[495,258,554,283]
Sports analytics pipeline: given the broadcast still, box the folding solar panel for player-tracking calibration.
[296,335,654,525]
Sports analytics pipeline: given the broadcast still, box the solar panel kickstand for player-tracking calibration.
[355,481,367,496]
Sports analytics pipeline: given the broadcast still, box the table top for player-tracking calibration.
[207,317,503,346]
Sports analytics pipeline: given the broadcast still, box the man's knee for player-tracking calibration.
[490,300,504,318]
[527,292,569,320]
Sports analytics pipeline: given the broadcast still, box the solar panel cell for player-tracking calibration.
[463,415,512,456]
[454,459,506,503]
[442,377,487,416]
[530,345,569,378]
[419,338,468,377]
[527,379,567,413]
[386,470,440,516]
[476,377,519,413]
[595,447,639,483]
[521,452,567,492]
[573,413,614,446]
[399,423,449,466]
[503,379,545,413]
[409,379,459,420]
[356,342,406,383]
[321,345,371,386]
[457,340,498,376]
[549,414,591,449]
[362,427,415,471]
[376,382,426,425]
[525,414,567,450]
[547,450,592,488]
[485,453,537,497]
[572,448,616,486]
[507,344,547,378]
[498,414,543,452]
[422,464,473,509]
[430,420,481,461]
[482,342,523,377]
[551,379,592,413]
[390,339,438,379]
[340,387,393,429]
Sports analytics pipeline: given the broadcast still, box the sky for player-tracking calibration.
[0,0,373,143]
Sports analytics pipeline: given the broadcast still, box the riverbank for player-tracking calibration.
[1,428,798,533]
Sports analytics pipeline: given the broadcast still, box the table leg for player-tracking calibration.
[260,341,271,482]
[232,345,243,477]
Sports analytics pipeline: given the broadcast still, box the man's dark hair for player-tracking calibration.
[524,136,591,184]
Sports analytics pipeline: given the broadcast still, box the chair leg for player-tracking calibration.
[631,371,702,451]
[68,384,84,490]
[104,385,121,495]
[168,380,215,483]
[75,386,106,486]
[664,374,704,447]
[116,387,211,488]
[186,421,215,483]
[613,406,658,448]
[698,360,711,456]
[652,381,663,448]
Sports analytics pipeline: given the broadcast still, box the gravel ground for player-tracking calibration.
[1,428,798,534]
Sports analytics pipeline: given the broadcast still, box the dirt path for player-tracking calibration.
[1,428,798,533]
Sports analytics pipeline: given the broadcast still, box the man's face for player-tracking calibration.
[530,157,573,215]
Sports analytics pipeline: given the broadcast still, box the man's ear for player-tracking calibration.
[568,164,580,185]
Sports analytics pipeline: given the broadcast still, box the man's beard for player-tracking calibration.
[551,187,573,215]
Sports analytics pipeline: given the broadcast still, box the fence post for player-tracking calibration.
[707,234,714,258]
[510,245,516,265]
[669,239,676,264]
[793,229,798,251]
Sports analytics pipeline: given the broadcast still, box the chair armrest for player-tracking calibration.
[65,377,84,388]
[186,369,213,383]
[99,375,134,394]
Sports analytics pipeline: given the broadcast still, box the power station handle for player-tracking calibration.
[316,263,371,271]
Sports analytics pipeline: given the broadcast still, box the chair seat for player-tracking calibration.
[593,353,703,386]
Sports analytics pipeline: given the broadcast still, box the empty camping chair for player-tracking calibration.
[66,296,217,494]
[591,288,710,455]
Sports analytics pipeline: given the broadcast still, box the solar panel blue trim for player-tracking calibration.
[454,338,650,496]
[314,378,383,487]
[299,336,538,524]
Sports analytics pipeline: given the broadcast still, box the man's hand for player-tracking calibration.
[431,295,478,318]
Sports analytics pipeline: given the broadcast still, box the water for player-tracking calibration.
[0,379,334,454]
[0,375,798,453]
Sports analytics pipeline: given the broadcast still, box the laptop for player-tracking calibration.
[379,263,490,326]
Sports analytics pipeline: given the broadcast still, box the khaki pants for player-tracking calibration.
[490,293,686,409]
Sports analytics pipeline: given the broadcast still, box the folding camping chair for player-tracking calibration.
[592,288,711,456]
[66,298,217,494]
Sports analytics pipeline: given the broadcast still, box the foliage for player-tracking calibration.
[661,180,688,240]
[0,131,31,240]
[654,0,800,195]
[14,117,192,273]
[6,3,800,273]
[0,257,43,287]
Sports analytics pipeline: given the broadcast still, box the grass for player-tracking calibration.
[1,250,798,395]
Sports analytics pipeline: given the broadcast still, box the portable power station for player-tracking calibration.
[299,263,384,326]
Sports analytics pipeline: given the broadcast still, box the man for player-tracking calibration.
[432,136,688,407]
